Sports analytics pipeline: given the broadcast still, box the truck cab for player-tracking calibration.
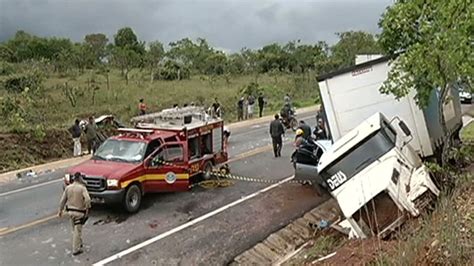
[65,106,228,213]
[317,112,440,238]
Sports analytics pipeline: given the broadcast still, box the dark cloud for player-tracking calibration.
[0,0,392,51]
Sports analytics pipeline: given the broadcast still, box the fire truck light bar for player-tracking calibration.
[117,128,154,134]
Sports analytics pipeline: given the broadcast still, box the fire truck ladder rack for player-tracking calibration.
[131,106,219,128]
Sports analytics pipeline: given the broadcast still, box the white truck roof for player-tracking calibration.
[317,112,384,172]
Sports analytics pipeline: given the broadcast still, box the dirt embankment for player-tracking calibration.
[0,129,71,173]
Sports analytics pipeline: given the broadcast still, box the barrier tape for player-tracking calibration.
[154,159,313,189]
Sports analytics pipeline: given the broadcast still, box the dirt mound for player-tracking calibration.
[317,238,394,265]
[0,129,71,173]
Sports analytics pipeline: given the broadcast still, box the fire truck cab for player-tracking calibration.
[65,106,228,213]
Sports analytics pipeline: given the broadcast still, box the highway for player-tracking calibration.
[0,109,328,265]
[1,103,472,265]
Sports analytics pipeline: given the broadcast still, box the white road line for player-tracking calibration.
[0,179,62,197]
[93,175,295,266]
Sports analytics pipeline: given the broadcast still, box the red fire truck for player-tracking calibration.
[65,107,229,213]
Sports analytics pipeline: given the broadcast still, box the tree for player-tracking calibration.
[145,41,165,82]
[112,47,140,84]
[84,33,108,62]
[379,0,473,165]
[114,27,145,55]
[331,31,382,69]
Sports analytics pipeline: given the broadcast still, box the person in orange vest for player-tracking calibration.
[138,99,146,115]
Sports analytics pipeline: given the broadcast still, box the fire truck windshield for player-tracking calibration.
[94,139,147,163]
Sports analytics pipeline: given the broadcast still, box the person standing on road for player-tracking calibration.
[314,118,328,140]
[247,94,255,119]
[269,114,285,157]
[237,97,244,121]
[258,92,265,117]
[85,116,98,155]
[69,119,82,157]
[138,98,146,115]
[58,172,91,256]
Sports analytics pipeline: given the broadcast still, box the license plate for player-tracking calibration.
[91,197,105,204]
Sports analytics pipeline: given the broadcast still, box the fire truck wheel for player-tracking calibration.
[202,161,214,180]
[123,184,141,213]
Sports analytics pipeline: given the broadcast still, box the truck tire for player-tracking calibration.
[123,184,141,213]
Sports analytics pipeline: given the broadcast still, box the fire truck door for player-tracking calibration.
[145,142,189,192]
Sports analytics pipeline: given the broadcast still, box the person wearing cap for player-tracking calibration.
[58,172,91,256]
[294,128,305,148]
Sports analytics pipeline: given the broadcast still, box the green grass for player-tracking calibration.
[1,68,320,132]
[461,121,474,142]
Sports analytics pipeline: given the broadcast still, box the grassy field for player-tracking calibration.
[0,69,319,132]
[0,69,319,172]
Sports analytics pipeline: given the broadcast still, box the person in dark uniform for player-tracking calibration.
[269,114,285,157]
[257,92,265,117]
[314,118,328,140]
[298,120,312,140]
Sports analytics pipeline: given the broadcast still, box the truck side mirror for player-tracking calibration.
[399,121,411,137]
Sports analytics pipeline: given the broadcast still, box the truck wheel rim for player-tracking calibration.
[129,191,139,207]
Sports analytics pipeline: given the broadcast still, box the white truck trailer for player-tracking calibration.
[317,55,463,160]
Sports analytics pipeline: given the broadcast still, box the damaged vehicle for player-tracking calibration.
[316,112,440,239]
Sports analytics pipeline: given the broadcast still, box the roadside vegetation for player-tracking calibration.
[0,28,383,173]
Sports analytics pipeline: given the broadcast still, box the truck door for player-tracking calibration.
[145,142,189,192]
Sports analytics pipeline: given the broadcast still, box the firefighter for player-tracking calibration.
[58,172,91,256]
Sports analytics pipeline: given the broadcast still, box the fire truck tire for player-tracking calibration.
[123,184,142,213]
[202,161,214,180]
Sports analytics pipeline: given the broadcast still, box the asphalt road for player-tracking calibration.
[0,110,326,265]
[1,103,472,266]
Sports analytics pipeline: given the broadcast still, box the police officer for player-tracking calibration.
[58,172,91,256]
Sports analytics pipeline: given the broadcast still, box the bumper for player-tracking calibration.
[89,189,125,204]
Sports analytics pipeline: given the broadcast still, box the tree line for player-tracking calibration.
[0,28,382,82]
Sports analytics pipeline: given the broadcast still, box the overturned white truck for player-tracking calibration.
[315,112,440,238]
[297,55,463,238]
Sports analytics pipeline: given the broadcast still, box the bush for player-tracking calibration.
[157,61,190,80]
[0,61,15,76]
[1,71,43,93]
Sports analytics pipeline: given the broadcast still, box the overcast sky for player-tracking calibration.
[0,0,393,52]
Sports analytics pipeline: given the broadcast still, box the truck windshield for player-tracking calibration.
[319,123,396,191]
[94,139,146,163]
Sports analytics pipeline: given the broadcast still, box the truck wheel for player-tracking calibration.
[123,184,141,213]
[202,161,215,180]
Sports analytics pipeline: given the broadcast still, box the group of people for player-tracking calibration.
[237,92,266,121]
[68,116,100,157]
[269,107,328,158]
